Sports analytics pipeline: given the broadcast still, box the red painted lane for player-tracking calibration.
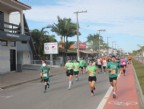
[104,64,140,109]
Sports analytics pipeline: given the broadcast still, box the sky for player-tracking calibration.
[18,0,144,53]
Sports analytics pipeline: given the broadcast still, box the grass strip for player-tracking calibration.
[132,59,144,95]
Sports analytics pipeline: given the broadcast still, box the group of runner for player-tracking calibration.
[39,54,132,97]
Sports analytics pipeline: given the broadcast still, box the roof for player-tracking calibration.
[0,0,31,12]
[12,0,31,10]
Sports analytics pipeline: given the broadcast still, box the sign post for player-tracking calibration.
[44,42,58,65]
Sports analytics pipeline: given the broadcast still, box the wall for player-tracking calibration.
[23,51,31,64]
[16,41,31,65]
[0,46,10,74]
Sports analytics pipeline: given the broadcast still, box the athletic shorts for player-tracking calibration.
[120,65,126,68]
[74,71,79,75]
[109,77,117,82]
[79,66,83,69]
[83,66,87,68]
[43,78,49,82]
[103,66,106,69]
[66,69,73,76]
[97,65,102,69]
[88,76,97,82]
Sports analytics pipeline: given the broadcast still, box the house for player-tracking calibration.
[0,0,35,74]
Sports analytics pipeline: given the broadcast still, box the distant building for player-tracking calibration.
[0,0,35,74]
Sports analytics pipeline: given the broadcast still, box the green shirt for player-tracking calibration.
[40,65,50,79]
[79,59,86,67]
[73,62,80,71]
[107,62,119,78]
[86,65,97,76]
[65,62,74,70]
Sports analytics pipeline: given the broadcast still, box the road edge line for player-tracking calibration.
[97,73,121,109]
[97,86,113,109]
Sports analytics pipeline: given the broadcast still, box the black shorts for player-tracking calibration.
[79,66,83,69]
[88,76,97,82]
[66,69,73,76]
[103,66,106,69]
[43,78,49,82]
[74,71,79,75]
[97,65,101,69]
[83,65,87,68]
[109,77,117,82]
[120,65,126,68]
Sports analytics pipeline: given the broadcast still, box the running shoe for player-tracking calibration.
[113,93,116,98]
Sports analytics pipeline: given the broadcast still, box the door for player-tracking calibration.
[0,11,4,31]
[10,49,16,71]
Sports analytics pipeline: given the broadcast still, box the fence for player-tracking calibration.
[31,60,64,66]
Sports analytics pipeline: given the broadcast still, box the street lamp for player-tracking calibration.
[97,29,106,57]
[74,10,87,61]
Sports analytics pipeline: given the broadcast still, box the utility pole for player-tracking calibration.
[112,41,116,55]
[107,36,111,56]
[74,10,87,61]
[97,29,106,57]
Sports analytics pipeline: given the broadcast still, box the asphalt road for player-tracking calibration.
[0,72,110,109]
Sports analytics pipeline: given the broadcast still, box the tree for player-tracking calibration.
[50,16,77,63]
[30,29,57,59]
[87,34,100,51]
[87,33,109,52]
[51,16,77,49]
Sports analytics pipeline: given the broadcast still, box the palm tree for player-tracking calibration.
[51,16,77,63]
[51,16,77,48]
[30,29,57,59]
[87,34,100,51]
[87,34,109,52]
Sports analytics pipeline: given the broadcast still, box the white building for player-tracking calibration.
[0,0,35,74]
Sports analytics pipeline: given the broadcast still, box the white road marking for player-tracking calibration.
[97,86,113,109]
[97,73,121,109]
[0,94,13,99]
[108,101,138,106]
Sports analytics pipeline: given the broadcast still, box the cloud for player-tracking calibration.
[23,0,144,52]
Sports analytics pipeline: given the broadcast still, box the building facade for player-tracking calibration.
[0,0,34,74]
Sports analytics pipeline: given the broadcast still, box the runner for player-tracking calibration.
[40,60,45,82]
[107,56,119,98]
[128,54,132,64]
[96,57,102,73]
[86,60,98,96]
[79,57,86,74]
[40,60,50,93]
[73,59,80,81]
[102,57,107,73]
[120,56,127,76]
[64,59,74,90]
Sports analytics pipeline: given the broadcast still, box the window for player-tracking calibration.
[8,41,16,47]
[21,41,27,44]
[0,39,7,46]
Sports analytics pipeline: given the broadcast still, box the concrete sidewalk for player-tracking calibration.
[0,66,65,89]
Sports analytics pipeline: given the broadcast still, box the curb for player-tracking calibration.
[132,62,144,109]
[0,71,64,90]
[1,78,40,89]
